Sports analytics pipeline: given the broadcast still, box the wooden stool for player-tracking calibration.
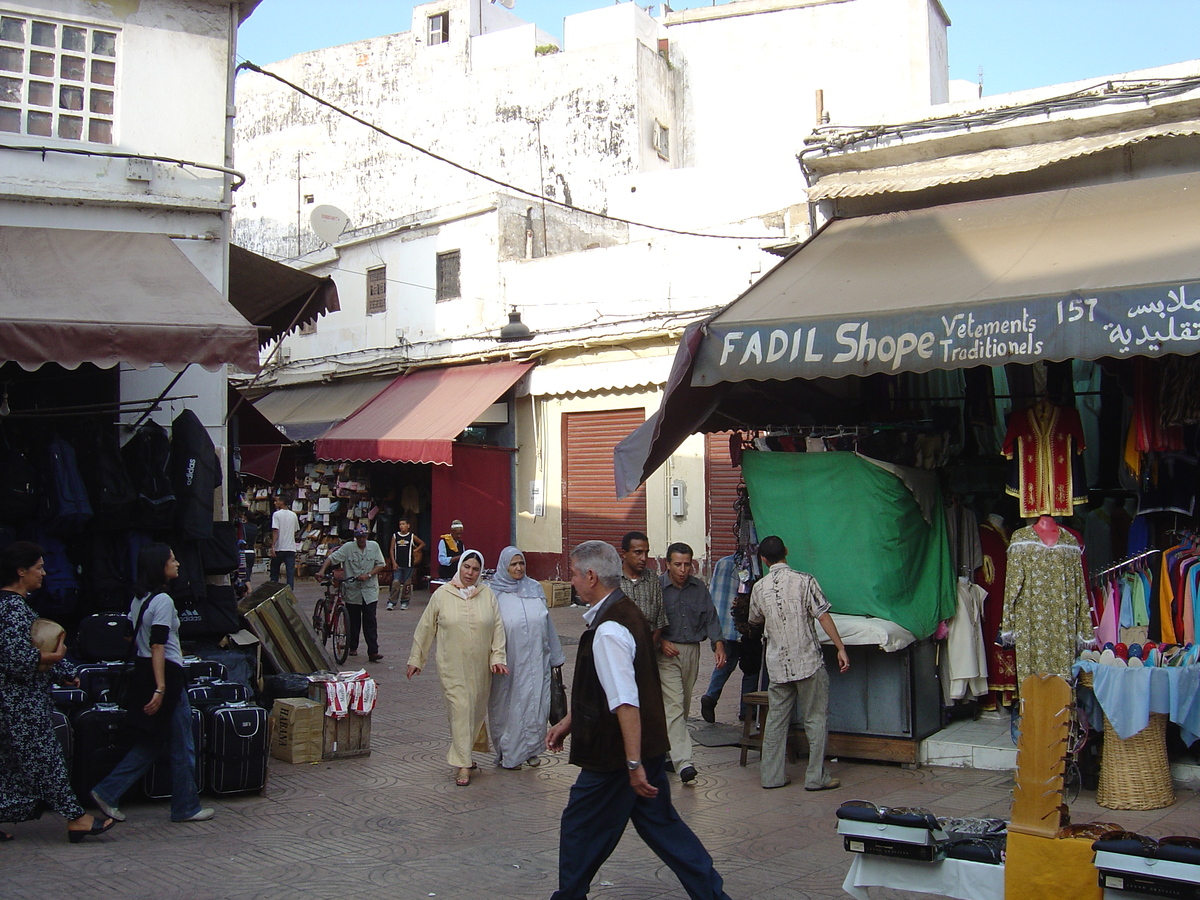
[739,689,806,766]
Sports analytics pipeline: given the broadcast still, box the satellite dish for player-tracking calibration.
[492,0,515,8]
[310,205,350,245]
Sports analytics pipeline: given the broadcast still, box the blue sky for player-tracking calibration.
[238,1,1200,96]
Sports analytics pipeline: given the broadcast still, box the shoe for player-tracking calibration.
[348,650,359,656]
[0,830,12,842]
[805,778,841,792]
[400,603,409,610]
[68,816,116,842]
[173,808,215,822]
[455,767,472,786]
[763,779,792,790]
[679,766,697,784]
[386,603,395,611]
[369,653,384,662]
[90,790,126,823]
[700,695,716,724]
[664,760,675,773]
[525,756,542,767]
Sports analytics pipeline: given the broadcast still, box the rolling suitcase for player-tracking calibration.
[205,701,268,795]
[72,702,131,800]
[50,686,89,719]
[142,705,204,799]
[75,613,131,662]
[187,678,251,710]
[75,661,130,705]
[51,709,73,778]
[182,657,227,683]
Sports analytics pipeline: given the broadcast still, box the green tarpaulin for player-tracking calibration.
[742,451,955,640]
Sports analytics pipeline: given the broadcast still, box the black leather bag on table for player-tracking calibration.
[548,665,568,724]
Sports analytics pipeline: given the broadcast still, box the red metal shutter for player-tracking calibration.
[563,409,647,553]
[705,431,741,562]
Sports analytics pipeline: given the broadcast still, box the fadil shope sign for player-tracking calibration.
[691,282,1200,385]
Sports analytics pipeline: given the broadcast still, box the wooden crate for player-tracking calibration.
[270,697,323,765]
[241,582,335,674]
[541,580,572,608]
[307,683,372,759]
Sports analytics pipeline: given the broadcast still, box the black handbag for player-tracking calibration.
[548,665,568,724]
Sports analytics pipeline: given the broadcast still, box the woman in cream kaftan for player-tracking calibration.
[1001,525,1090,687]
[488,546,565,769]
[407,551,507,785]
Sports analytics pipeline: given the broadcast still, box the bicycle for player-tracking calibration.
[314,576,350,665]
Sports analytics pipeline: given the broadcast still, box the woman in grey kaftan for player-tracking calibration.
[488,547,565,769]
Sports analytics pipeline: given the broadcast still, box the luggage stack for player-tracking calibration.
[53,646,269,806]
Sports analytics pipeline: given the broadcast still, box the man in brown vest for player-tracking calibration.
[546,541,733,900]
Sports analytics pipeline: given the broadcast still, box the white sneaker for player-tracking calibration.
[174,808,215,822]
[91,790,125,822]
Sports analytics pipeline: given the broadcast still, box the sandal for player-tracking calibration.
[455,767,472,786]
[68,815,115,843]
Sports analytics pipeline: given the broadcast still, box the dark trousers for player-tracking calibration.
[346,601,379,655]
[702,638,763,718]
[551,754,731,900]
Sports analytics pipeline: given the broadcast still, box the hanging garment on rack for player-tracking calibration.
[976,520,1016,710]
[1160,355,1200,427]
[1002,526,1090,687]
[942,579,989,704]
[1095,576,1118,648]
[945,501,982,579]
[1136,452,1198,516]
[1002,400,1088,518]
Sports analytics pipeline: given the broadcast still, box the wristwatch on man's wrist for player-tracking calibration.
[626,759,641,770]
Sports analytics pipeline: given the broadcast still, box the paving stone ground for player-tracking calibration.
[3,577,1197,899]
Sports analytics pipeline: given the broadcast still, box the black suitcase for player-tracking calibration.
[205,701,268,795]
[75,613,131,662]
[187,678,251,710]
[75,661,130,705]
[50,709,73,777]
[142,706,204,799]
[182,657,228,684]
[50,686,89,719]
[72,702,131,800]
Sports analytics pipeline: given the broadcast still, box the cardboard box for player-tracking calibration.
[541,580,572,608]
[270,697,324,764]
[307,683,372,759]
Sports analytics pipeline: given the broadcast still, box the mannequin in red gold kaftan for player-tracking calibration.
[1002,400,1088,518]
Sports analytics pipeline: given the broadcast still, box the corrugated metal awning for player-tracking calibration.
[0,226,260,372]
[807,121,1200,201]
[316,361,535,465]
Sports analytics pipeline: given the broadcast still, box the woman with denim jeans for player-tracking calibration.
[91,544,213,824]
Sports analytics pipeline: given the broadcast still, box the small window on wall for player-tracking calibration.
[652,120,669,160]
[428,12,449,46]
[0,13,117,143]
[436,250,460,302]
[366,265,387,314]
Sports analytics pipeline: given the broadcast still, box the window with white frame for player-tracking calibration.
[652,120,669,161]
[0,13,117,143]
[366,265,387,315]
[427,12,449,46]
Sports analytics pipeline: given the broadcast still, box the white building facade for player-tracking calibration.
[233,0,952,574]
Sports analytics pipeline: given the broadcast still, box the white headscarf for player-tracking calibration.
[449,549,485,599]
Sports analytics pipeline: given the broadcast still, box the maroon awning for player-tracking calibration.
[0,226,260,372]
[316,361,534,465]
[229,244,340,346]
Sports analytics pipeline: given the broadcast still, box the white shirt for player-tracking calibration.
[582,592,640,711]
[272,507,299,552]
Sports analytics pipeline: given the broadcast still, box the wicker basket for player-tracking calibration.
[1081,673,1176,810]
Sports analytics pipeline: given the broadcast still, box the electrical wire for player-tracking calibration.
[235,60,778,242]
[0,142,246,189]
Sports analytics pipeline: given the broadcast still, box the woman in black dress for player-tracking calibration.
[0,541,116,842]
